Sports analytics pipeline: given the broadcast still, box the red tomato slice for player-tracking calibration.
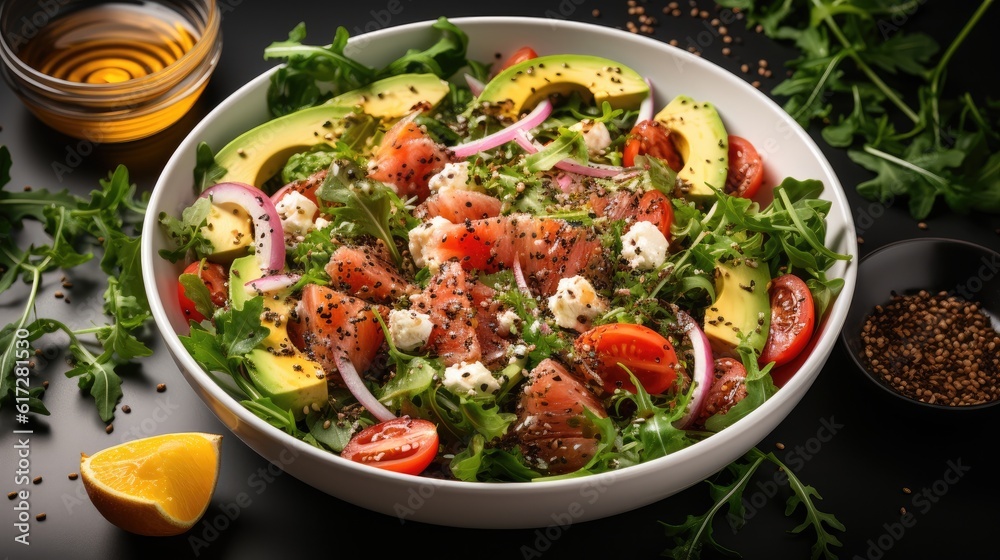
[697,357,748,425]
[177,261,228,322]
[270,169,325,208]
[341,416,439,475]
[497,46,538,73]
[725,135,764,198]
[622,120,683,171]
[575,323,680,395]
[759,274,815,368]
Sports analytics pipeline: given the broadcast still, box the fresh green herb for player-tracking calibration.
[719,0,999,219]
[263,17,487,117]
[315,157,417,268]
[157,196,213,262]
[0,148,151,421]
[661,446,845,559]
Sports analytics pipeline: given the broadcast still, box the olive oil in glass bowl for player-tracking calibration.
[0,0,221,142]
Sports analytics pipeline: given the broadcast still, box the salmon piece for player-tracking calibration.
[409,261,481,366]
[288,285,385,382]
[422,213,604,296]
[591,188,674,240]
[414,190,503,224]
[367,116,449,203]
[470,281,512,369]
[326,245,417,304]
[514,358,608,475]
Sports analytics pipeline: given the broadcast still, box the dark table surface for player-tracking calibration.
[2,1,999,559]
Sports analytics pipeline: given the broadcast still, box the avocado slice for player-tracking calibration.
[214,73,450,188]
[327,73,451,119]
[654,95,729,202]
[477,54,649,119]
[201,202,252,263]
[228,255,328,418]
[702,257,771,358]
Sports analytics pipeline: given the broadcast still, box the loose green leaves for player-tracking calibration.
[661,447,845,560]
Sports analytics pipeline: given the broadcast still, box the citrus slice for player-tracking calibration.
[80,432,222,536]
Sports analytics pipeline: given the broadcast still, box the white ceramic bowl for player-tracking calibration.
[142,16,857,529]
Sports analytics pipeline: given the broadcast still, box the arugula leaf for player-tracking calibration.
[728,0,999,219]
[263,17,485,117]
[157,196,213,262]
[194,142,227,192]
[661,447,845,560]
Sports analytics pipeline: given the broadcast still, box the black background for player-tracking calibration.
[2,1,999,559]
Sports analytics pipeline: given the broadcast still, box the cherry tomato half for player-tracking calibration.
[697,357,748,425]
[725,135,764,198]
[497,46,538,73]
[622,120,683,171]
[341,416,440,475]
[759,274,816,368]
[575,323,679,395]
[177,261,228,323]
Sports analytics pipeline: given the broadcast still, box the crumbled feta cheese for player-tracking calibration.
[507,343,529,365]
[547,275,607,330]
[275,191,318,242]
[569,120,612,156]
[497,309,520,336]
[442,361,501,398]
[621,220,669,270]
[314,216,331,230]
[428,161,472,193]
[388,309,433,352]
[407,215,452,269]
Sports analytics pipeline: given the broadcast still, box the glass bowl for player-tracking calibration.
[841,237,1000,412]
[0,0,221,143]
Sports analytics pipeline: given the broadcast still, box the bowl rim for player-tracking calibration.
[141,15,858,496]
[841,236,1000,412]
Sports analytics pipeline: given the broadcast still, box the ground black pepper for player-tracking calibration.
[860,290,1000,406]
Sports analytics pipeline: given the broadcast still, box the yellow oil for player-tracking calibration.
[17,2,199,85]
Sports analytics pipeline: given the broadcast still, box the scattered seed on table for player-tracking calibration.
[7,491,16,500]
[775,442,785,450]
[105,424,114,434]
[36,513,46,521]
[902,487,912,494]
[122,404,131,413]
[156,383,166,392]
[32,476,42,485]
[68,473,79,481]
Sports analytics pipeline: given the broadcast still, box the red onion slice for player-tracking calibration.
[636,78,655,123]
[448,99,553,160]
[674,309,714,430]
[514,129,626,178]
[465,73,485,96]
[244,273,301,297]
[334,353,397,423]
[200,182,285,275]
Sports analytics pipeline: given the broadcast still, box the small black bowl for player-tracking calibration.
[841,237,1000,411]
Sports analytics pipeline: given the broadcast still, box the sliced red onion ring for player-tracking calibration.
[334,353,397,423]
[464,73,485,96]
[636,78,655,123]
[244,273,301,297]
[200,182,285,274]
[673,309,714,430]
[513,129,625,178]
[512,255,531,295]
[448,99,553,160]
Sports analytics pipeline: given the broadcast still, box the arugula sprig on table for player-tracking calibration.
[662,446,845,560]
[719,0,999,219]
[0,146,151,422]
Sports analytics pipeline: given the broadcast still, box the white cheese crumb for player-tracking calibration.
[274,191,318,243]
[547,275,608,330]
[442,361,501,398]
[428,161,472,193]
[497,309,520,336]
[569,120,612,156]
[388,309,433,352]
[621,220,669,270]
[407,215,452,269]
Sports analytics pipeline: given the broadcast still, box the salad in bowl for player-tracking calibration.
[145,16,854,525]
